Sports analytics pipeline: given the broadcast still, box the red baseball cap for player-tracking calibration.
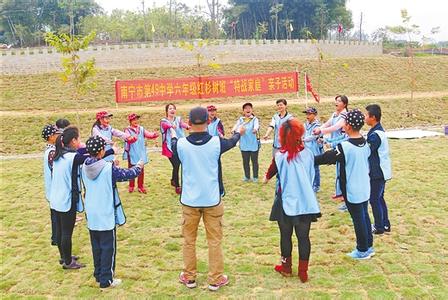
[128,113,140,121]
[96,111,113,120]
[207,105,217,111]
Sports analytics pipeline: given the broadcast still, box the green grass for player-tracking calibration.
[1,56,447,111]
[1,95,447,155]
[1,137,447,298]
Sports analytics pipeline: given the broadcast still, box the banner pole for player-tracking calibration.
[295,66,300,105]
[114,77,119,110]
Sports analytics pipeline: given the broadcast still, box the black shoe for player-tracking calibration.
[384,226,391,233]
[59,255,80,265]
[51,240,58,246]
[372,228,384,235]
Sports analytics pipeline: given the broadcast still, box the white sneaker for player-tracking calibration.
[101,278,122,289]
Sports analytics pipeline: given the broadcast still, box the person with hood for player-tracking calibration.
[82,136,143,289]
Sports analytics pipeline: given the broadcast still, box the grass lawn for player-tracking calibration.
[1,137,447,298]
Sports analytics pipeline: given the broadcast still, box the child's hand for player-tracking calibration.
[238,126,246,135]
[263,134,269,140]
[263,176,269,184]
[114,159,120,166]
[112,143,119,154]
[312,128,321,135]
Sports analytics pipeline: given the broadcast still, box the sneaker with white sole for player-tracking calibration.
[100,278,122,289]
[179,272,197,289]
[367,247,376,257]
[208,275,229,291]
[338,203,348,212]
[347,249,371,260]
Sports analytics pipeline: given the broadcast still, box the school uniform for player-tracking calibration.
[160,117,186,188]
[208,117,225,137]
[92,125,129,162]
[234,115,260,180]
[367,123,392,233]
[123,125,157,190]
[43,144,57,245]
[82,157,141,288]
[303,120,324,191]
[269,112,293,156]
[315,137,373,252]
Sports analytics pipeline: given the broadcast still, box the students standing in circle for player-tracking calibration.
[313,95,349,210]
[315,109,374,259]
[123,113,159,194]
[207,105,225,137]
[263,99,293,157]
[170,106,243,291]
[364,104,392,235]
[231,102,260,182]
[160,103,190,194]
[42,124,61,246]
[50,126,114,269]
[82,136,143,289]
[264,118,321,283]
[91,111,136,162]
[302,107,324,192]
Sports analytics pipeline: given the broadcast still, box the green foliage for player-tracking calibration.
[223,0,353,40]
[44,31,97,96]
[178,40,221,75]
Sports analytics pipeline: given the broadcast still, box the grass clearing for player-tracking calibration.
[1,137,447,298]
[1,95,447,155]
[1,56,447,111]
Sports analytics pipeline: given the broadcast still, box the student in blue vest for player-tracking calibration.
[123,113,159,194]
[207,105,225,137]
[315,109,374,259]
[82,136,143,289]
[313,95,349,210]
[302,107,324,192]
[170,106,244,291]
[50,126,115,269]
[160,103,190,194]
[231,102,260,182]
[264,118,321,283]
[263,99,293,157]
[42,124,62,246]
[364,104,392,234]
[91,111,136,162]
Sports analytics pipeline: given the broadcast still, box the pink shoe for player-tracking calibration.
[179,272,196,288]
[208,275,229,291]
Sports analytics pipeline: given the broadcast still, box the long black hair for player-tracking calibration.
[54,126,79,161]
[91,120,101,134]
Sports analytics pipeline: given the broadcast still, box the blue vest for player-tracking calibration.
[339,141,371,204]
[123,126,148,165]
[208,118,221,136]
[49,152,83,212]
[374,130,392,181]
[95,125,114,162]
[329,112,347,148]
[82,163,126,231]
[161,117,185,153]
[43,145,54,202]
[304,121,324,156]
[275,149,320,216]
[273,113,293,148]
[177,136,221,207]
[236,116,260,152]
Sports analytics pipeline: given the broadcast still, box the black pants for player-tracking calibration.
[345,200,373,252]
[278,220,311,260]
[241,150,259,179]
[89,228,117,288]
[55,208,77,265]
[168,156,180,187]
[50,209,58,245]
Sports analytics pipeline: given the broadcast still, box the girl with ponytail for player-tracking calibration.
[50,126,116,269]
[264,118,321,283]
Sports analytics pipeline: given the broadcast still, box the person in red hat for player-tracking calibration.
[207,105,224,138]
[91,111,136,163]
[123,113,159,193]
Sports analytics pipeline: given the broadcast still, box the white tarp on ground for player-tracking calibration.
[386,129,445,139]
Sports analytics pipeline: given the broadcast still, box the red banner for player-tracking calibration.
[115,71,298,103]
